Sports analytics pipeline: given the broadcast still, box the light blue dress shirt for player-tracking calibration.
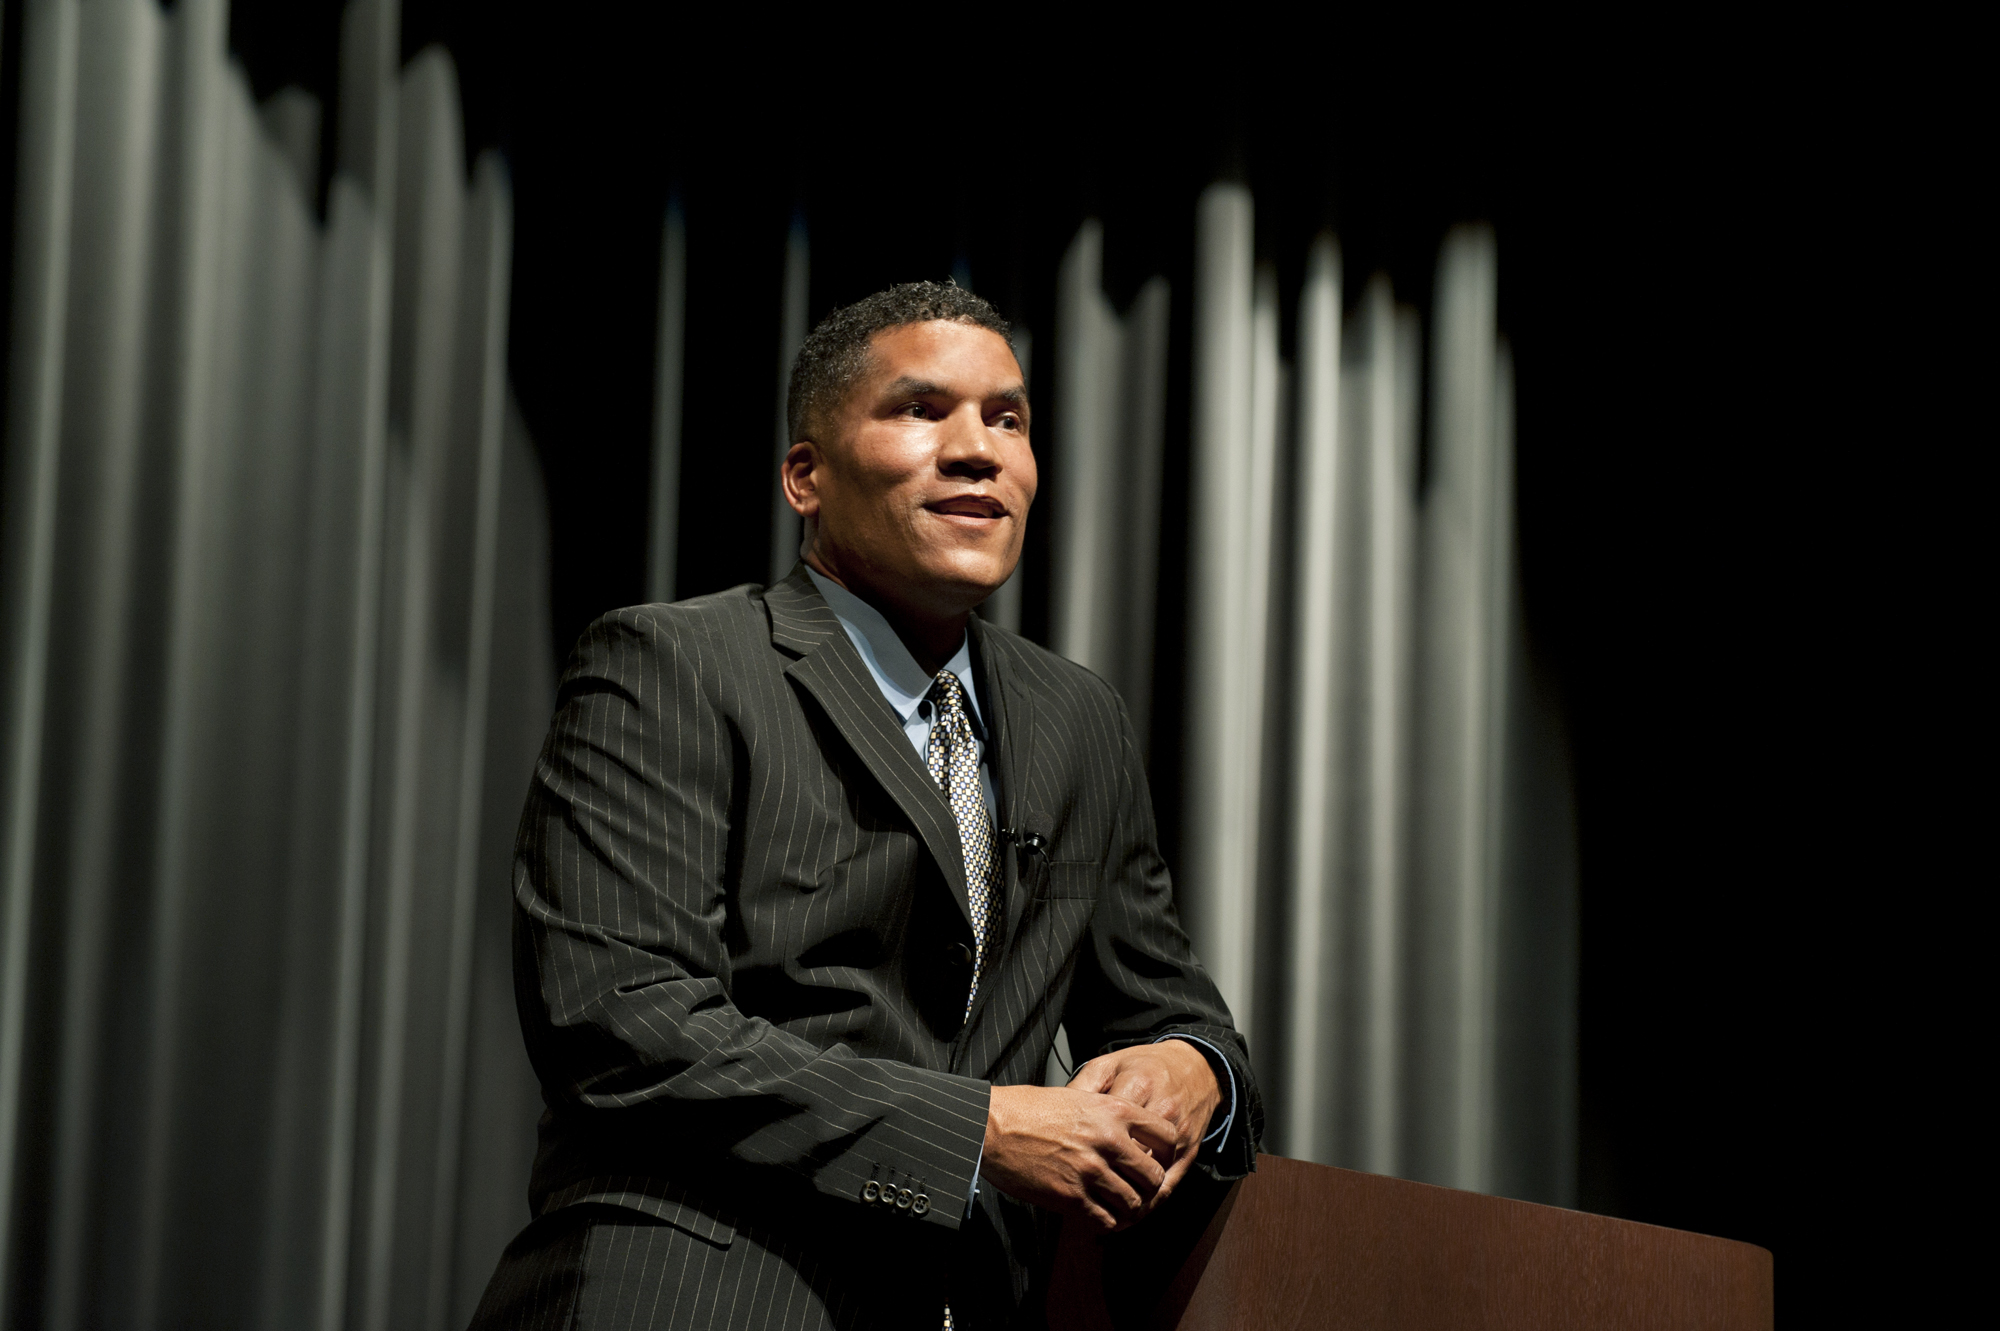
[807,568,996,822]
[803,568,1238,1209]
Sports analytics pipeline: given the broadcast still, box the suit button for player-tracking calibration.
[946,943,972,968]
[912,1193,931,1216]
[862,1181,880,1202]
[896,1188,913,1210]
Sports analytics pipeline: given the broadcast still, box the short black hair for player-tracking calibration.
[786,280,1014,446]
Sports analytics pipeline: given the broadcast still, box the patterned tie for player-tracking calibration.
[925,671,999,1017]
[931,673,999,1331]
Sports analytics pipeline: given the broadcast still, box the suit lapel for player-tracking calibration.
[767,568,971,930]
[971,619,1039,948]
[954,620,1043,1058]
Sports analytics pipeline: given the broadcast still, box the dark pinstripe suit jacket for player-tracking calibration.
[474,566,1261,1330]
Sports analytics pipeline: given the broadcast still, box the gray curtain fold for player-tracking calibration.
[1053,208,1577,1207]
[0,3,552,1328]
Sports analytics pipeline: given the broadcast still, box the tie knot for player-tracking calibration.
[929,671,965,716]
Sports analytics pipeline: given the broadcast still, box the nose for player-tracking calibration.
[937,401,1000,479]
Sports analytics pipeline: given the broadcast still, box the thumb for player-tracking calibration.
[1068,1054,1116,1094]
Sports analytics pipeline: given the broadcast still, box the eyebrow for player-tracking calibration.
[881,376,1032,412]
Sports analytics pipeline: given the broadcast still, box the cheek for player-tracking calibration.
[849,452,932,517]
[1013,449,1040,505]
[871,486,932,546]
[823,465,908,530]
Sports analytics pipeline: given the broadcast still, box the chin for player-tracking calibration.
[919,548,1012,604]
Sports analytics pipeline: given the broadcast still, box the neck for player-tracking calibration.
[805,551,968,676]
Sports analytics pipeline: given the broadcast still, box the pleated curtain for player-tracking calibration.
[1051,190,1577,1205]
[0,2,553,1328]
[1,7,1586,1324]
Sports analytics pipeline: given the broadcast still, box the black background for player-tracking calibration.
[27,1,1888,1315]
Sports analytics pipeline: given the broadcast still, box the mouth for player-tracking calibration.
[925,494,1008,523]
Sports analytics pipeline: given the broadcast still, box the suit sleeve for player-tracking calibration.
[514,608,989,1229]
[1058,694,1264,1180]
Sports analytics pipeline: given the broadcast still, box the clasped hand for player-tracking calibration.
[978,1040,1221,1232]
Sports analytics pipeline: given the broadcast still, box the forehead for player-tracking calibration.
[862,320,1022,389]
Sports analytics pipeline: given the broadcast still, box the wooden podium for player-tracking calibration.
[1044,1155,1772,1330]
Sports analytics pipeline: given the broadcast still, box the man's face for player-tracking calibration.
[785,320,1036,617]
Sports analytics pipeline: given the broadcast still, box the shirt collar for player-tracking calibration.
[806,566,984,735]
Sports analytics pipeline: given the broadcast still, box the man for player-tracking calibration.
[473,282,1262,1330]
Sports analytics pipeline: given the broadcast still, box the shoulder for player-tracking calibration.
[975,620,1128,728]
[561,583,771,694]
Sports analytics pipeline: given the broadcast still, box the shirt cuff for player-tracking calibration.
[1152,1034,1238,1147]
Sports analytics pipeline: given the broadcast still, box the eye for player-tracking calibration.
[902,401,932,419]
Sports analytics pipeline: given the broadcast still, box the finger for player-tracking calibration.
[1096,1143,1160,1207]
[1069,1056,1115,1094]
[1081,1196,1122,1232]
[1106,1135,1167,1195]
[1091,1143,1160,1217]
[1120,1106,1179,1157]
[1088,1175,1152,1231]
[1154,1150,1196,1205]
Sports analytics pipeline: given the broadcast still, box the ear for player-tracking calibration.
[781,440,822,519]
